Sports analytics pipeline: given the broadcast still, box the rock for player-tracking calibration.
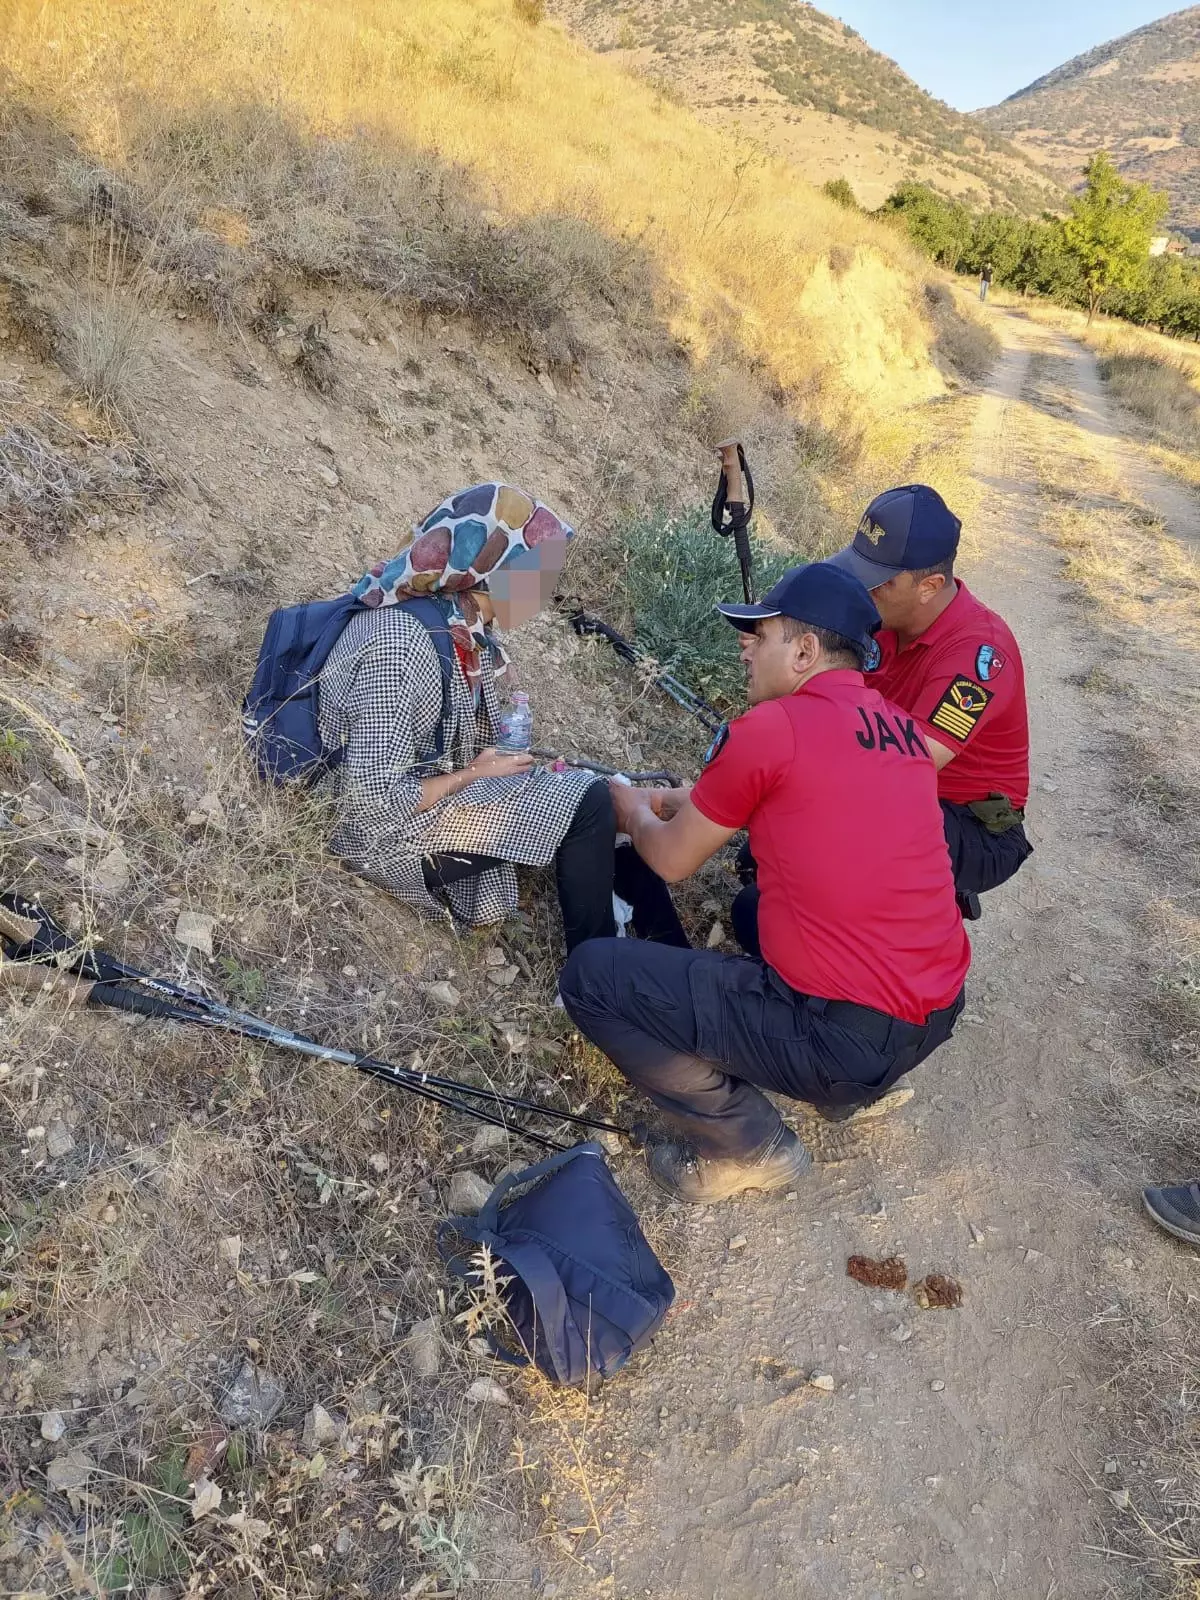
[448,1171,493,1214]
[218,1235,242,1270]
[888,1323,913,1344]
[970,1502,983,1515]
[47,1448,96,1507]
[93,846,131,897]
[911,1564,926,1581]
[706,921,725,949]
[316,465,340,490]
[930,1380,945,1392]
[217,1359,285,1428]
[969,1223,986,1246]
[302,1403,342,1452]
[1104,1458,1119,1475]
[334,1528,354,1556]
[1021,1246,1045,1264]
[175,911,215,958]
[728,1235,748,1252]
[368,1152,390,1174]
[1068,971,1086,986]
[471,1124,510,1156]
[50,744,86,787]
[40,1410,66,1442]
[484,946,508,967]
[808,1372,836,1392]
[495,1022,529,1053]
[405,1317,441,1379]
[597,1129,623,1157]
[537,372,557,397]
[486,964,520,989]
[185,791,227,831]
[424,981,461,1010]
[1109,1488,1130,1511]
[466,1377,509,1406]
[44,1118,75,1161]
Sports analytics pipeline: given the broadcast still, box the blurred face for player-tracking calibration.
[486,539,569,631]
[869,570,948,636]
[737,615,818,705]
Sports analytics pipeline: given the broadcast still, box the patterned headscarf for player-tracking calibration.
[354,483,574,689]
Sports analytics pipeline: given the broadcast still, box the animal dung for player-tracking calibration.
[847,1254,908,1291]
[913,1273,963,1310]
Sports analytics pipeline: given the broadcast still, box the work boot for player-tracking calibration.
[957,891,983,922]
[1143,1181,1200,1246]
[647,1126,812,1205]
[816,1085,916,1124]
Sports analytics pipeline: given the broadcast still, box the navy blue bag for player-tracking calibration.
[242,593,457,785]
[441,1143,675,1386]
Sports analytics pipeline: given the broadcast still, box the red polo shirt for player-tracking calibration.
[870,583,1029,810]
[691,670,970,1024]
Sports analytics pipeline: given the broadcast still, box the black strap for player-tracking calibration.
[711,445,756,604]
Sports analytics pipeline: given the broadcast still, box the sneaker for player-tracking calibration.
[816,1085,916,1124]
[647,1126,812,1205]
[1143,1182,1200,1246]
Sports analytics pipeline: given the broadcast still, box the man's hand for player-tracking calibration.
[647,784,693,819]
[609,778,655,833]
[465,747,535,781]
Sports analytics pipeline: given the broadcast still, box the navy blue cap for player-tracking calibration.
[828,485,961,590]
[716,561,881,657]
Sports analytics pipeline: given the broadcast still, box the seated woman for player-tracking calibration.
[318,482,686,952]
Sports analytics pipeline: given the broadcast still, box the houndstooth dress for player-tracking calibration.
[317,608,600,924]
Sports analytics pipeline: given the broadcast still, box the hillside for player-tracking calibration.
[550,0,1063,213]
[980,5,1200,233]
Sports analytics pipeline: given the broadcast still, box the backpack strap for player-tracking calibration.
[436,1219,582,1385]
[473,1142,604,1233]
[395,597,457,764]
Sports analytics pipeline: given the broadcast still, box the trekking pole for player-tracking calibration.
[0,894,626,1146]
[711,439,755,604]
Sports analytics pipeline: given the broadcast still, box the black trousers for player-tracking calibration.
[941,802,1032,898]
[560,937,964,1159]
[422,781,689,954]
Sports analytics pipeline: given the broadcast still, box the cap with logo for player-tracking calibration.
[828,484,962,590]
[716,561,881,661]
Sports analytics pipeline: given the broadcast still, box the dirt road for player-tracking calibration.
[547,309,1200,1600]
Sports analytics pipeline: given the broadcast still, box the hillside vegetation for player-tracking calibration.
[552,0,1062,213]
[0,2,997,1596]
[980,4,1200,233]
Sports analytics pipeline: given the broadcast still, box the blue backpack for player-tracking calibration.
[441,1143,676,1386]
[242,593,457,785]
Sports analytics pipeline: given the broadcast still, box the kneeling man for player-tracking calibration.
[559,563,970,1204]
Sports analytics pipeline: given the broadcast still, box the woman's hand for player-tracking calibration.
[464,746,535,781]
[647,785,692,820]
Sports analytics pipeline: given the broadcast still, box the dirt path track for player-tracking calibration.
[549,309,1199,1600]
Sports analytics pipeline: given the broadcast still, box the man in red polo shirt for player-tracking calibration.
[559,563,969,1205]
[831,485,1032,918]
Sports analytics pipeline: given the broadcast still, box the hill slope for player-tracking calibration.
[550,0,1062,213]
[979,6,1200,232]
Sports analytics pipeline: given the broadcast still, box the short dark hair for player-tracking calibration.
[779,614,862,668]
[909,556,954,583]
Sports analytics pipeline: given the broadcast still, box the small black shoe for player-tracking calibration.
[647,1126,812,1205]
[957,891,983,922]
[1143,1182,1200,1246]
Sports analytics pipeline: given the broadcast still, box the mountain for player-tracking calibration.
[979,6,1200,232]
[549,0,1062,214]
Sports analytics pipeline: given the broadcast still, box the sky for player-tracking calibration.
[827,1,1179,110]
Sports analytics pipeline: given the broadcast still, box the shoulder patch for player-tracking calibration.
[975,644,1006,682]
[702,722,730,768]
[929,676,993,743]
[863,637,882,673]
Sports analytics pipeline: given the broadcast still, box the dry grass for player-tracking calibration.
[0,0,953,425]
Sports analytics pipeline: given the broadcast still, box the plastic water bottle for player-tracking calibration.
[497,691,533,752]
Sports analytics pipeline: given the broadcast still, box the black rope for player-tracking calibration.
[566,610,723,734]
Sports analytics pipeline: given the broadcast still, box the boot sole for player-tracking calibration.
[816,1086,916,1125]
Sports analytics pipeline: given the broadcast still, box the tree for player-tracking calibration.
[878,183,972,271]
[822,177,859,210]
[1061,152,1170,325]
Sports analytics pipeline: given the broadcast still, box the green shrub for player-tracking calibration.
[822,177,859,210]
[615,508,796,711]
